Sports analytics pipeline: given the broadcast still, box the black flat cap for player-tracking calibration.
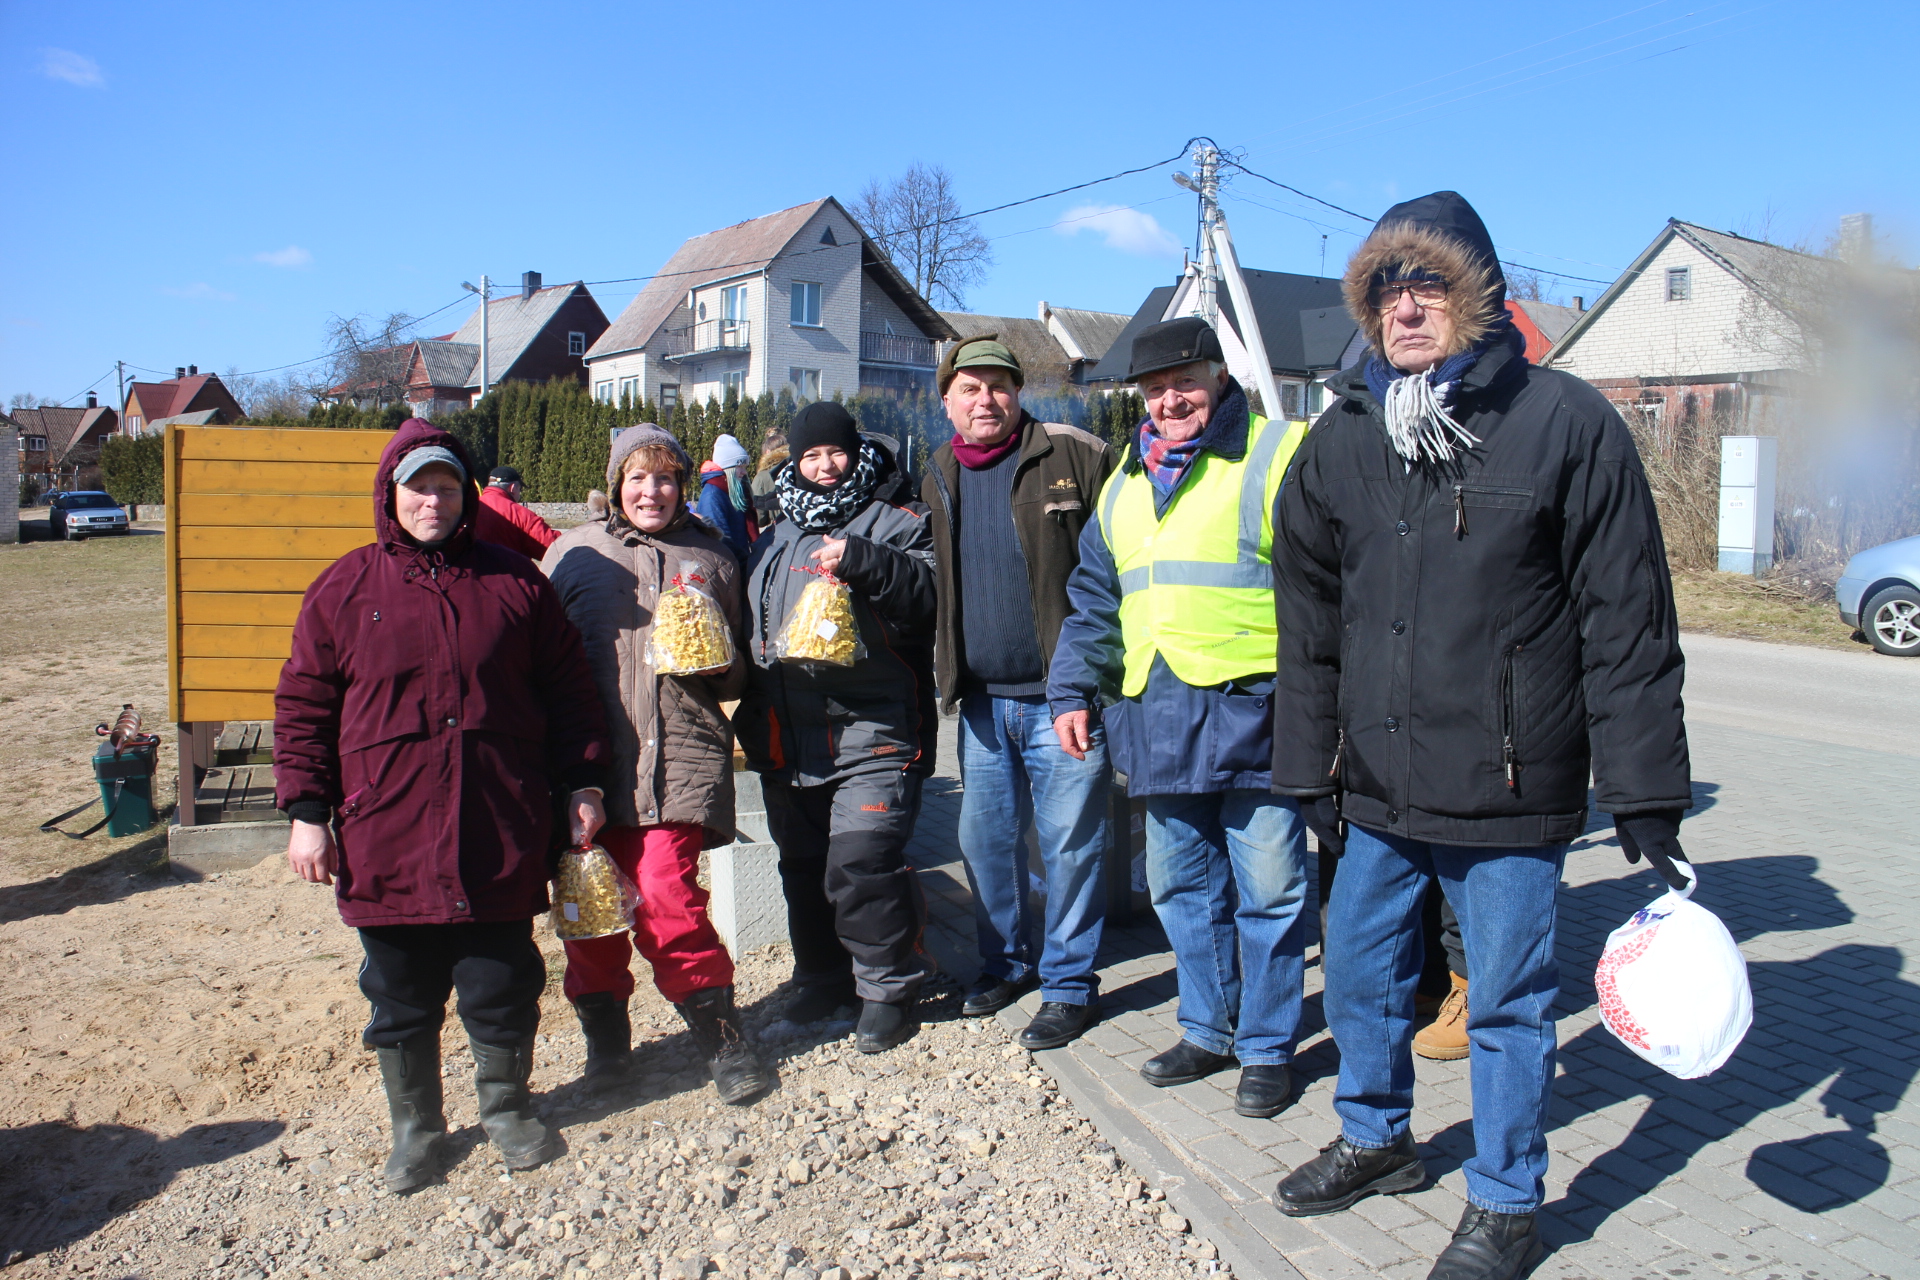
[1126,317,1225,382]
[488,465,524,485]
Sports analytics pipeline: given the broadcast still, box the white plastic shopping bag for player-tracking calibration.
[1594,861,1752,1079]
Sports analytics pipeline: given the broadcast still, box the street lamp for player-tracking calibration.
[461,277,491,397]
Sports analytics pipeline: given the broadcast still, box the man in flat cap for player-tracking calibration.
[1269,191,1693,1280]
[1048,317,1312,1117]
[923,336,1115,1050]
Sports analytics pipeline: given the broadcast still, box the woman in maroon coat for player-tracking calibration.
[274,419,611,1192]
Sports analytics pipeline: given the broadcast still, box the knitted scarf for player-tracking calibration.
[776,442,881,533]
[1135,377,1249,499]
[1363,324,1525,466]
[950,417,1024,471]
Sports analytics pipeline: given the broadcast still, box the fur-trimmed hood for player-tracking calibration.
[1343,191,1507,359]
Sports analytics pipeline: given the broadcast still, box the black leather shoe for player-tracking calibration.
[1426,1206,1543,1280]
[1018,1001,1098,1050]
[962,973,1037,1018]
[1139,1039,1236,1086]
[785,978,858,1025]
[1233,1064,1293,1118]
[1274,1132,1426,1216]
[855,999,917,1053]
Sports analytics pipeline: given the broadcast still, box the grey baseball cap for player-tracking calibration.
[393,445,467,484]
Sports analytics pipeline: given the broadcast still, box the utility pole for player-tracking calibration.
[1175,143,1284,421]
[115,361,126,425]
[462,275,492,399]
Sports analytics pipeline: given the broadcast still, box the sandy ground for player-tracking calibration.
[0,533,1225,1280]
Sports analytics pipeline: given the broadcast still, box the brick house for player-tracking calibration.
[2,413,18,541]
[12,395,121,491]
[584,199,955,408]
[122,368,244,436]
[1543,221,1818,435]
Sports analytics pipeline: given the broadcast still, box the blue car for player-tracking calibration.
[1837,535,1920,657]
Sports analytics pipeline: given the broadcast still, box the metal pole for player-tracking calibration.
[478,275,491,399]
[116,361,126,429]
[1193,144,1221,329]
[1210,207,1285,424]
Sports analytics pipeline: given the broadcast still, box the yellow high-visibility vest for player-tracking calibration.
[1099,413,1308,696]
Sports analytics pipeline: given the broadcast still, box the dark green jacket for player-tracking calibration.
[922,413,1114,715]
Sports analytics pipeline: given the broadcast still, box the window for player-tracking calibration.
[618,376,640,405]
[722,371,747,398]
[789,368,821,401]
[1309,381,1326,415]
[1666,267,1691,302]
[659,384,679,409]
[594,380,614,404]
[1280,384,1302,419]
[722,284,749,345]
[568,331,587,356]
[26,435,48,451]
[125,416,142,435]
[791,281,822,327]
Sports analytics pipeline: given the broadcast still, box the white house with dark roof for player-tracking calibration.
[584,199,955,408]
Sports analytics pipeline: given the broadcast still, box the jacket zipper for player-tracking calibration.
[1328,728,1345,781]
[1453,484,1468,537]
[1501,644,1522,790]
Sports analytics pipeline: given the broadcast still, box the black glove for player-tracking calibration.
[1303,794,1344,859]
[1614,810,1692,892]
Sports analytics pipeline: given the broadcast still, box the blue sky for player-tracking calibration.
[4,0,1914,408]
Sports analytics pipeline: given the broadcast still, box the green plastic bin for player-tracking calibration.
[92,741,157,837]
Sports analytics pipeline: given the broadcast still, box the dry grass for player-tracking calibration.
[1673,567,1862,650]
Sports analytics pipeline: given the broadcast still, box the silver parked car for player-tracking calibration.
[46,491,131,540]
[1837,535,1920,657]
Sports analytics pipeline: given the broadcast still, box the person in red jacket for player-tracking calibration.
[274,419,612,1194]
[476,465,561,560]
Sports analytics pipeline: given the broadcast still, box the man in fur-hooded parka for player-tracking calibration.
[1267,192,1694,1278]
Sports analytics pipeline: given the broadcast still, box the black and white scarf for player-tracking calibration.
[775,442,881,533]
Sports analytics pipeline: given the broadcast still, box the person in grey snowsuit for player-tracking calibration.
[732,401,938,1054]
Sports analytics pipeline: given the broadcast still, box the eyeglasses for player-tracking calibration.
[1370,280,1450,311]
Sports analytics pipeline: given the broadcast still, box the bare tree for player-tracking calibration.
[222,367,317,422]
[851,163,992,310]
[1503,265,1550,303]
[320,311,418,408]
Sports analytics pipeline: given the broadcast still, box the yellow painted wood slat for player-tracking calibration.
[177,492,370,528]
[178,559,337,593]
[179,458,378,496]
[180,625,296,658]
[182,690,278,723]
[179,592,307,627]
[166,424,183,721]
[181,657,285,691]
[177,426,392,464]
[177,526,375,560]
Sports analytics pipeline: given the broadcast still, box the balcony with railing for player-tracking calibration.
[859,330,936,367]
[660,319,751,361]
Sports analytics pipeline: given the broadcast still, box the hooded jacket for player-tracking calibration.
[922,412,1114,715]
[274,419,611,926]
[1047,380,1277,796]
[476,485,560,560]
[733,434,938,787]
[543,428,746,845]
[1270,192,1690,846]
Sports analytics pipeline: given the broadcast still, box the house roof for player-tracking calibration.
[146,409,227,430]
[1042,304,1131,365]
[1543,220,1828,365]
[1299,305,1361,371]
[587,197,954,362]
[1514,299,1582,346]
[125,372,245,423]
[938,313,1071,383]
[1085,286,1180,383]
[10,405,116,460]
[1215,269,1349,375]
[448,283,593,388]
[415,340,481,388]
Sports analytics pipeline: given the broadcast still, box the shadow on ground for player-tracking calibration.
[0,821,176,926]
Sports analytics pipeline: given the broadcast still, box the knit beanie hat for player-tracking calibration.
[787,401,862,460]
[605,423,694,492]
[711,433,751,469]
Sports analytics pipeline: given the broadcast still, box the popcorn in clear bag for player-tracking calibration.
[775,571,866,667]
[649,561,735,675]
[550,844,639,940]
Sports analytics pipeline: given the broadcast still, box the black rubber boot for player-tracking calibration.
[1427,1206,1543,1280]
[677,986,776,1104]
[785,975,859,1025]
[470,1037,564,1170]
[1275,1132,1426,1216]
[374,1032,446,1193]
[572,992,632,1096]
[855,998,917,1053]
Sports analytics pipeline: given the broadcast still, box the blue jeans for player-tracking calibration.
[956,694,1112,1005]
[1143,790,1307,1064]
[1326,823,1566,1214]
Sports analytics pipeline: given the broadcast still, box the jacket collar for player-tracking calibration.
[1331,337,1526,417]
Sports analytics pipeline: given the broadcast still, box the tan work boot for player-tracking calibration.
[1413,972,1470,1061]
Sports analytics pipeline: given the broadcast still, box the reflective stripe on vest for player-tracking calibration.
[1099,413,1308,695]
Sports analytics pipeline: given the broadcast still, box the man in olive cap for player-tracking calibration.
[923,336,1115,1050]
[1048,317,1313,1117]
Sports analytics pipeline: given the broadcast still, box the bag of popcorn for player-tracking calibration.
[648,561,735,676]
[774,570,866,668]
[550,844,639,940]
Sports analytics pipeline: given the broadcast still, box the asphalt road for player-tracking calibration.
[1681,630,1920,756]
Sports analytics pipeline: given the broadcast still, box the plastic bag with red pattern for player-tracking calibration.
[1594,861,1752,1079]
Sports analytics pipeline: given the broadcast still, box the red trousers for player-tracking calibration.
[561,823,734,1005]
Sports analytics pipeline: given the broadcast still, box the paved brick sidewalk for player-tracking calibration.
[905,715,1919,1279]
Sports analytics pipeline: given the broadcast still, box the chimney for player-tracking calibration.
[188,364,198,376]
[1573,296,1585,312]
[86,392,97,409]
[175,367,186,379]
[522,271,541,301]
[1840,213,1873,263]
